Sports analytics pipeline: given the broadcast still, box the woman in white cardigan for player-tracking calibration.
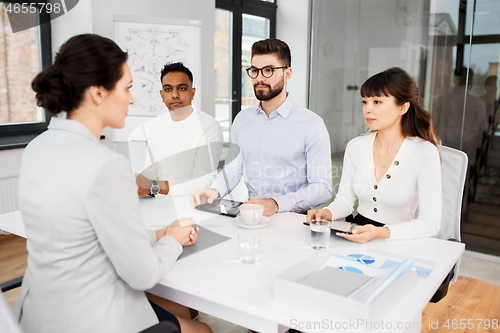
[14,34,211,333]
[307,67,441,243]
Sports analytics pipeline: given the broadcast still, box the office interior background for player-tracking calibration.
[1,0,499,256]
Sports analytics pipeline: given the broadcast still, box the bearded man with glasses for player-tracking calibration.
[191,38,332,216]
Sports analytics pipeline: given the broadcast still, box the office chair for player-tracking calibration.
[430,145,468,303]
[0,278,179,333]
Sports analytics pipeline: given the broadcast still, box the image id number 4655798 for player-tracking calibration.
[4,2,64,14]
[428,318,498,330]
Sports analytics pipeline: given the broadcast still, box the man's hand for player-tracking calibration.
[306,208,333,222]
[243,198,279,216]
[159,218,199,246]
[190,188,219,207]
[336,225,390,244]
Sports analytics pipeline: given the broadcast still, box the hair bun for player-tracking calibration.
[32,34,128,115]
[32,65,72,115]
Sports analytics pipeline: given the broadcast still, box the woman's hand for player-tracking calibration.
[306,208,333,222]
[336,225,390,244]
[158,218,199,246]
[182,225,199,246]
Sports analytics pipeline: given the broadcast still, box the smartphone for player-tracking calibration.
[195,198,243,217]
[303,220,358,234]
[330,220,359,234]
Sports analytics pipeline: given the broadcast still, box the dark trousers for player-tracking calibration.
[149,300,182,332]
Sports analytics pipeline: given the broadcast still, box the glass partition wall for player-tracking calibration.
[309,0,500,255]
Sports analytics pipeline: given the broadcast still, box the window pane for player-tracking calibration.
[0,4,44,126]
[214,8,233,143]
[241,14,270,110]
[466,0,500,36]
[464,43,500,122]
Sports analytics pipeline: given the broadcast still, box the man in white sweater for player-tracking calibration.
[135,62,223,196]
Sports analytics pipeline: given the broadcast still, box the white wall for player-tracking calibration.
[51,0,93,57]
[0,149,24,179]
[276,0,311,108]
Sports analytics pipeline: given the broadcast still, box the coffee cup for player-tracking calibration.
[240,204,264,225]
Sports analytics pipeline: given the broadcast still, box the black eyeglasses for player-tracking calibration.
[246,66,288,79]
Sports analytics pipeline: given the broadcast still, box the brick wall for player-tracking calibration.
[0,5,40,125]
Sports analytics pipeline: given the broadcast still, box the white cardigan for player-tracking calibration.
[15,118,182,333]
[326,132,442,240]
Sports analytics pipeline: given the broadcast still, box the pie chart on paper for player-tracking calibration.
[337,266,364,274]
[347,254,375,265]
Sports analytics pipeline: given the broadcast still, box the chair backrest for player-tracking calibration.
[436,146,468,282]
[436,146,468,241]
[0,291,23,333]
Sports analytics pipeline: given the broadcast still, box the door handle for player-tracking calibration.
[347,85,359,91]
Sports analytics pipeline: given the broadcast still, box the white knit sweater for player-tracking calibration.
[325,132,442,240]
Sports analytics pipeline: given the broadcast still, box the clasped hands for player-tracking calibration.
[306,208,390,244]
[190,188,279,216]
[156,218,199,246]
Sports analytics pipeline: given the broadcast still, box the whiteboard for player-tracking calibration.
[114,16,202,117]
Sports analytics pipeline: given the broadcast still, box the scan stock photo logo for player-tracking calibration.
[3,0,79,32]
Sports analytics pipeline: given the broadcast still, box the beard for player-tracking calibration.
[253,78,284,101]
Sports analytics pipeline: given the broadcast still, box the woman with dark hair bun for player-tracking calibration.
[15,34,211,333]
[307,67,442,243]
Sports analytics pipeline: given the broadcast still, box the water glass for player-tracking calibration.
[310,219,331,249]
[238,231,260,264]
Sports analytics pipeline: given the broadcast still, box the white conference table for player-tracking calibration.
[0,195,464,333]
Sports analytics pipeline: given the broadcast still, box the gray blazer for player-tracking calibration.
[14,118,182,333]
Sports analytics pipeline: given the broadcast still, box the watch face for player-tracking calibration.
[150,182,160,196]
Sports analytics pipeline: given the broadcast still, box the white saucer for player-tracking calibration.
[233,216,272,229]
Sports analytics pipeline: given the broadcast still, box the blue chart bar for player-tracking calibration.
[348,254,375,265]
[338,266,364,274]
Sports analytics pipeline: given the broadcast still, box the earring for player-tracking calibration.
[98,100,102,104]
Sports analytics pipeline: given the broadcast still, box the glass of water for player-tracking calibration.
[238,231,260,264]
[310,219,331,249]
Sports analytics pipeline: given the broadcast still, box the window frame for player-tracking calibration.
[0,3,52,150]
[216,0,277,121]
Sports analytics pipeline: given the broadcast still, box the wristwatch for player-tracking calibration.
[149,180,160,197]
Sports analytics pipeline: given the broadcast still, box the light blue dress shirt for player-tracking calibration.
[211,94,332,212]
